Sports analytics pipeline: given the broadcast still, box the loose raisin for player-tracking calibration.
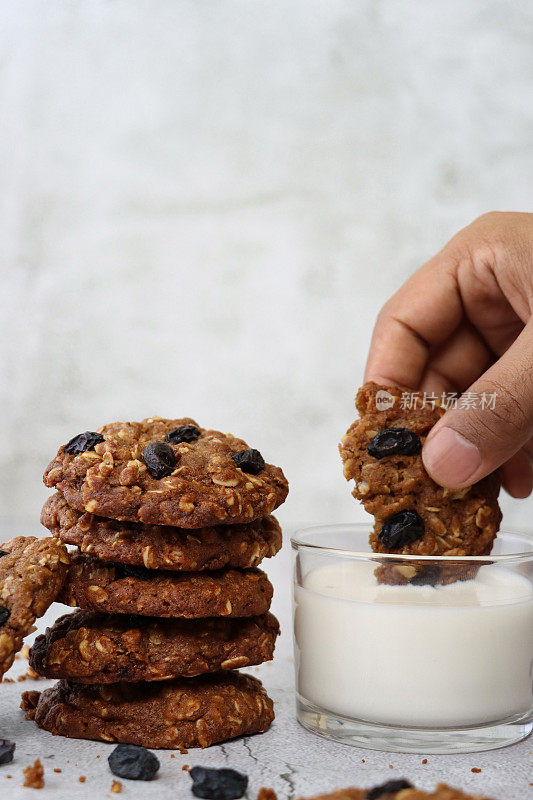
[190,766,248,800]
[165,425,201,444]
[0,607,10,627]
[108,744,159,781]
[0,739,15,765]
[368,428,421,459]
[142,442,176,479]
[378,511,424,550]
[64,431,104,455]
[365,779,413,799]
[231,449,265,475]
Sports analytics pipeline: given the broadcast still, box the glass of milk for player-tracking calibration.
[292,525,533,753]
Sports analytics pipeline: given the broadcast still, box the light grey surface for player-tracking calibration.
[1,0,533,530]
[0,524,532,799]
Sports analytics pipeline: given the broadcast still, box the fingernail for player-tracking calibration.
[422,427,482,487]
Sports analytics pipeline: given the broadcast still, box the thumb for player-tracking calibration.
[422,325,533,488]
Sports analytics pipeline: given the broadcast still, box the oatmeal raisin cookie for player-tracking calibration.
[43,418,288,528]
[340,383,501,557]
[42,492,281,571]
[30,610,279,683]
[299,782,496,799]
[0,537,69,676]
[22,672,274,749]
[58,552,273,618]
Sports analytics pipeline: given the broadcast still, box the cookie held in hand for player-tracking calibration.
[340,383,501,557]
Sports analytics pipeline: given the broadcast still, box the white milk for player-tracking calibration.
[294,561,533,728]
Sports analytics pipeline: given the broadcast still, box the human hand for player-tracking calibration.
[365,212,533,498]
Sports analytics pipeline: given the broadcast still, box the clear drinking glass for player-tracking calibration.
[292,525,533,754]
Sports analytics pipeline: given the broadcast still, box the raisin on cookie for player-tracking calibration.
[0,537,69,676]
[22,672,274,749]
[43,418,288,528]
[340,383,501,557]
[58,552,273,618]
[42,493,282,571]
[30,610,279,683]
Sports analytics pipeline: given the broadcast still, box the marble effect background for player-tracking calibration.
[1,0,532,530]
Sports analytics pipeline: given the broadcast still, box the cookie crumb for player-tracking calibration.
[53,768,62,773]
[422,759,427,765]
[26,665,41,680]
[182,765,190,772]
[362,759,365,763]
[471,768,481,774]
[17,666,41,682]
[20,689,40,719]
[110,779,122,793]
[79,775,86,783]
[258,788,277,800]
[179,746,188,755]
[23,759,44,789]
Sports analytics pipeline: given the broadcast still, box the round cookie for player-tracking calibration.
[339,383,502,557]
[0,537,69,677]
[301,791,366,800]
[300,783,495,800]
[58,552,273,618]
[22,672,274,748]
[30,610,280,683]
[42,492,282,571]
[43,418,289,527]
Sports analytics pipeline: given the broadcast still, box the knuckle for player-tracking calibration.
[456,411,510,461]
[376,298,395,326]
[480,377,530,435]
[455,212,506,262]
[458,378,532,452]
[473,210,502,227]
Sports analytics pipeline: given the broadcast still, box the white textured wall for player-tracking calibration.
[1,0,532,529]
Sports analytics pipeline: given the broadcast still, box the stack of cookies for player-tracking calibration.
[23,418,288,749]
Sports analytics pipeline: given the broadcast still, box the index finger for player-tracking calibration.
[364,253,463,390]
